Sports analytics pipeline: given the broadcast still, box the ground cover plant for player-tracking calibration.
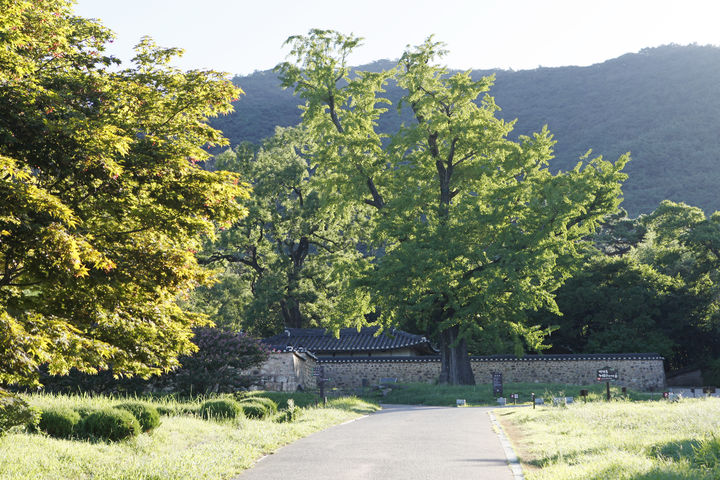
[372,382,654,406]
[497,397,720,480]
[0,392,379,480]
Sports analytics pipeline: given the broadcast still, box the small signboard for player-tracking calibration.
[492,372,503,397]
[596,367,619,382]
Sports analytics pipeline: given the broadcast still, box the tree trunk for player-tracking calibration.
[438,325,476,385]
[280,298,304,329]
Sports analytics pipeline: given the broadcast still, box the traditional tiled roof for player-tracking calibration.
[262,326,437,354]
[317,353,664,363]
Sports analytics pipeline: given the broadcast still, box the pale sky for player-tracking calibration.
[73,0,720,76]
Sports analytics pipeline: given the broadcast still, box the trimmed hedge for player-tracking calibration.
[245,397,277,415]
[199,399,244,420]
[38,407,80,438]
[238,401,267,419]
[78,408,141,441]
[115,402,160,432]
[73,406,97,419]
[237,397,277,419]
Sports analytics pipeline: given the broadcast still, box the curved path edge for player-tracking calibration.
[488,410,525,480]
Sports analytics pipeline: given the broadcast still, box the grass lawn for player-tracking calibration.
[372,381,654,406]
[0,393,379,480]
[497,398,720,480]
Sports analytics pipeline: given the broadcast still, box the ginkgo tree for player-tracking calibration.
[194,127,370,335]
[0,0,248,385]
[277,30,629,384]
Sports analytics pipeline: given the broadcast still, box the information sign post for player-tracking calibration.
[492,372,503,398]
[596,367,619,401]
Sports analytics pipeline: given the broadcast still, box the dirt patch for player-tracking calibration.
[495,410,541,473]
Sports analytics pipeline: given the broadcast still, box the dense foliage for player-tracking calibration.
[78,408,141,441]
[276,30,627,383]
[193,128,368,335]
[236,396,278,419]
[33,326,268,395]
[0,388,37,434]
[37,406,80,438]
[536,201,720,373]
[172,326,269,394]
[212,44,720,216]
[115,402,160,432]
[199,398,244,420]
[0,0,249,386]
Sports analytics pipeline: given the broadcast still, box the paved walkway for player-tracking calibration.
[236,404,516,480]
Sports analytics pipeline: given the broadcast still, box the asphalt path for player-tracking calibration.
[236,404,516,480]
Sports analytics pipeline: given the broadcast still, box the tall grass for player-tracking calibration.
[0,392,379,480]
[498,398,720,480]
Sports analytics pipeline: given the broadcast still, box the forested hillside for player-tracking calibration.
[212,45,720,216]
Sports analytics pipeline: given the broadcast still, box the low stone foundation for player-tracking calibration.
[249,352,666,392]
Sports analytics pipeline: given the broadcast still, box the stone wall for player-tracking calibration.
[468,354,665,390]
[247,352,666,392]
[319,357,440,389]
[316,353,666,391]
[241,351,316,392]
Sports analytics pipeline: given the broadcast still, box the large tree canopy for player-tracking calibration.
[193,127,370,336]
[0,0,248,385]
[277,30,629,384]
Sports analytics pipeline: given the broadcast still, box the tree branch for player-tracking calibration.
[198,251,264,274]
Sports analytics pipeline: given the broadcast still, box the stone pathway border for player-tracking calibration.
[488,410,525,480]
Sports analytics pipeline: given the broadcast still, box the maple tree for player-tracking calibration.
[0,0,248,385]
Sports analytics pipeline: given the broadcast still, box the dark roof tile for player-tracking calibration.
[262,326,436,354]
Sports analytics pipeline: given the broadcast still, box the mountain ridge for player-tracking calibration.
[210,44,720,216]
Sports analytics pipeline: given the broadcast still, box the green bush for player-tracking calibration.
[242,396,278,415]
[37,407,81,438]
[0,389,38,434]
[78,408,141,441]
[73,406,97,418]
[238,401,268,419]
[236,397,278,419]
[115,402,161,432]
[199,399,244,420]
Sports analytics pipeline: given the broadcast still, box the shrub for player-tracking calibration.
[199,399,244,420]
[241,396,277,415]
[37,407,81,438]
[115,402,161,432]
[78,408,141,441]
[237,397,278,419]
[0,389,38,434]
[73,406,97,418]
[173,327,269,395]
[238,401,268,419]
